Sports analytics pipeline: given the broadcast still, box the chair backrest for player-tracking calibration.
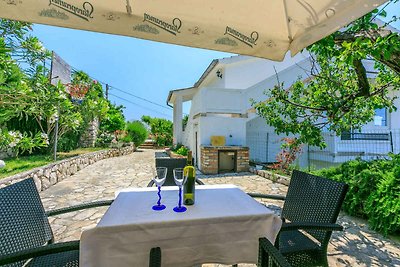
[282,170,348,245]
[259,237,291,267]
[0,179,53,266]
[149,247,161,267]
[155,158,187,186]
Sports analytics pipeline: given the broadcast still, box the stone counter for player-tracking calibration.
[200,146,249,174]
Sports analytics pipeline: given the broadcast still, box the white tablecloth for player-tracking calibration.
[80,185,282,267]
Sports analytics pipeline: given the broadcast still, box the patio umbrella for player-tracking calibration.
[0,0,387,61]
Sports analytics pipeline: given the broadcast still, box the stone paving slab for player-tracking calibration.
[40,149,400,267]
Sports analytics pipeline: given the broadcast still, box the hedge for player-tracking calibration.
[314,154,400,236]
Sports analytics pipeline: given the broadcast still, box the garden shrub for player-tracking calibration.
[125,121,148,146]
[95,131,115,148]
[141,116,173,147]
[271,138,303,175]
[171,143,184,151]
[175,146,189,156]
[57,130,81,152]
[365,167,400,235]
[100,103,125,133]
[314,155,400,235]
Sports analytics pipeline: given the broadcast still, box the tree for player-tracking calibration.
[0,21,52,154]
[100,103,126,133]
[0,20,85,154]
[124,121,148,146]
[0,19,112,154]
[57,71,109,151]
[141,116,173,147]
[253,3,400,147]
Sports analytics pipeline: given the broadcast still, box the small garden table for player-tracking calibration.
[80,185,282,267]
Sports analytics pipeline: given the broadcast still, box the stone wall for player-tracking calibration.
[237,149,250,172]
[0,145,136,192]
[79,118,100,148]
[249,167,290,186]
[201,146,249,174]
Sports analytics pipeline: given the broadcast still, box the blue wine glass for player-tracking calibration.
[173,168,187,213]
[152,167,167,211]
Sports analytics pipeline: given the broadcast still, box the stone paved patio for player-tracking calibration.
[40,149,400,267]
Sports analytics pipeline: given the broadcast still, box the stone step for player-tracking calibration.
[138,143,155,149]
[138,146,155,149]
[138,139,156,149]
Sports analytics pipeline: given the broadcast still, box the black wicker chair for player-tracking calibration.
[147,157,205,187]
[149,247,161,267]
[258,237,291,267]
[249,170,348,267]
[0,178,114,266]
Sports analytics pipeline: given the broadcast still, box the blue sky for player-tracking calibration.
[31,3,399,122]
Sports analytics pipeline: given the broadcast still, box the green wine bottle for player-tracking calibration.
[184,151,195,205]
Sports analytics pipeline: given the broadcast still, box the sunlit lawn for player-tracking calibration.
[0,147,107,179]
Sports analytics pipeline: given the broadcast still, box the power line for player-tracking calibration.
[110,85,172,110]
[69,65,172,112]
[70,65,186,117]
[108,85,190,115]
[108,92,172,119]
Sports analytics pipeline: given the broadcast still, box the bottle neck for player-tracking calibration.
[187,151,193,166]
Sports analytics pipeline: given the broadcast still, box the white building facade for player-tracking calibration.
[168,54,400,171]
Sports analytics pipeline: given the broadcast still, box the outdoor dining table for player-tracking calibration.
[80,184,282,267]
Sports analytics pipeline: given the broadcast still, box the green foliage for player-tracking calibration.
[125,121,148,146]
[171,143,184,151]
[0,30,50,153]
[0,129,49,156]
[182,114,189,131]
[0,19,115,155]
[141,115,173,147]
[0,155,52,179]
[71,71,109,125]
[100,103,125,133]
[270,138,303,174]
[365,167,400,236]
[57,130,81,152]
[170,143,188,156]
[252,7,400,148]
[0,20,74,153]
[95,131,115,148]
[315,155,400,235]
[175,146,189,156]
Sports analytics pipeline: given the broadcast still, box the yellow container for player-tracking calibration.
[211,136,226,146]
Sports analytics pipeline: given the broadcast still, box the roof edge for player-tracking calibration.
[167,86,196,105]
[193,59,219,88]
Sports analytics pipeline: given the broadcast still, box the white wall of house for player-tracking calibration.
[201,88,247,113]
[177,52,400,170]
[182,87,248,167]
[223,58,272,89]
[199,116,247,146]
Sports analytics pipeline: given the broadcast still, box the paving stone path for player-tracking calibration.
[40,150,400,267]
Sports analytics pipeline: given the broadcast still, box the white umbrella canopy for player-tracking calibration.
[0,0,387,61]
